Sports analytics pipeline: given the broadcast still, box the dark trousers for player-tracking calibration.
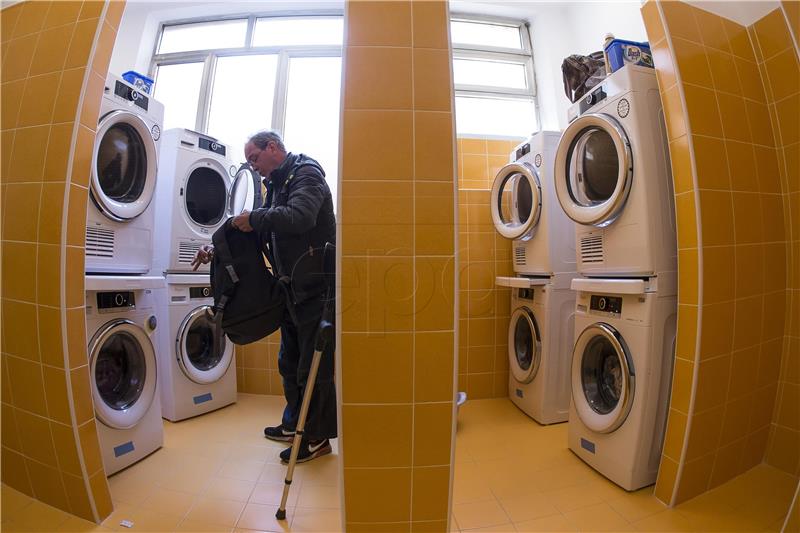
[277,296,337,441]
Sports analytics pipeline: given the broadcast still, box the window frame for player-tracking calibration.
[149,11,343,137]
[450,14,539,134]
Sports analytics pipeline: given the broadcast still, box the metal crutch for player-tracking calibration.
[276,243,335,521]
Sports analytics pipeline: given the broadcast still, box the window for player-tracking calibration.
[150,15,343,206]
[450,16,537,137]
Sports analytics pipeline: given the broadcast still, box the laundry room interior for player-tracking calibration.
[1,0,799,532]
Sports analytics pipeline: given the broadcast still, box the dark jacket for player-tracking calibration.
[248,153,335,304]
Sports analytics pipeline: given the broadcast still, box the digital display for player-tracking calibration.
[590,294,622,314]
[97,291,135,310]
[189,286,212,299]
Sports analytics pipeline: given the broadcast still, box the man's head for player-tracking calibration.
[245,130,287,177]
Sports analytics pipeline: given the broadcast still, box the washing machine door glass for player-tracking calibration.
[555,113,632,227]
[89,319,157,430]
[185,165,228,227]
[229,165,259,216]
[508,306,542,383]
[490,162,542,240]
[571,323,635,433]
[91,110,158,222]
[177,305,233,384]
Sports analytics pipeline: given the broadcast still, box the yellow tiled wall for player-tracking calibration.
[455,137,518,399]
[234,331,282,395]
[752,7,800,478]
[641,0,797,506]
[338,1,457,529]
[1,0,124,522]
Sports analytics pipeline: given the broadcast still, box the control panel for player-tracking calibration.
[97,291,135,311]
[189,286,213,299]
[589,294,622,316]
[578,86,607,115]
[514,142,531,161]
[113,80,149,112]
[199,137,226,157]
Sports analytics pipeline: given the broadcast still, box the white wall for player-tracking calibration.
[685,0,780,26]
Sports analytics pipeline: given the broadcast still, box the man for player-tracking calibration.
[193,130,337,464]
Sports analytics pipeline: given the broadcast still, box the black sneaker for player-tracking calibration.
[280,439,331,464]
[264,424,295,443]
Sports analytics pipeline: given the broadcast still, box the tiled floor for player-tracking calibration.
[2,394,341,532]
[452,399,798,532]
[2,396,798,532]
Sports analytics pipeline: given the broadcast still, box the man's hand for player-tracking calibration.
[191,244,215,270]
[232,211,253,232]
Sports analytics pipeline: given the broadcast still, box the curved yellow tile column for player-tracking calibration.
[642,0,795,506]
[338,1,458,530]
[1,0,125,522]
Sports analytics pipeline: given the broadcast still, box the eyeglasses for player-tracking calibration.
[246,149,263,167]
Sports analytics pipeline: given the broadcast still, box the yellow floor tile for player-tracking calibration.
[174,518,234,532]
[237,501,294,531]
[249,481,300,507]
[290,507,342,532]
[202,476,257,502]
[452,498,510,530]
[497,492,560,523]
[631,509,695,532]
[4,499,71,531]
[1,485,35,517]
[606,487,667,523]
[515,513,578,532]
[217,457,269,483]
[296,483,340,509]
[137,486,197,519]
[184,496,246,527]
[563,502,634,532]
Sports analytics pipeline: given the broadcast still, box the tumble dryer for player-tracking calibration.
[154,274,236,421]
[85,276,165,475]
[491,131,576,276]
[554,65,676,278]
[506,275,575,424]
[152,129,259,274]
[567,277,676,490]
[86,74,164,274]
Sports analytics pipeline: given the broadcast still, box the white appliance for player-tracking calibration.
[154,274,236,421]
[152,129,259,274]
[504,275,575,424]
[85,74,164,274]
[85,275,165,475]
[567,277,677,490]
[490,131,576,276]
[554,65,677,278]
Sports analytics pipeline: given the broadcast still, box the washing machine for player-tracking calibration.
[567,277,676,490]
[505,275,575,424]
[491,131,576,277]
[85,74,164,274]
[554,64,677,279]
[154,273,236,421]
[152,129,260,274]
[85,275,165,475]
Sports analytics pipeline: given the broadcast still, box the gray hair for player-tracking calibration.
[248,130,286,152]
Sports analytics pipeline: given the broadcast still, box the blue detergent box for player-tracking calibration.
[121,70,154,93]
[605,39,654,72]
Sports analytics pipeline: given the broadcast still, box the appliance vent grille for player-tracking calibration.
[580,235,604,264]
[85,227,114,257]
[178,241,201,264]
[514,246,526,267]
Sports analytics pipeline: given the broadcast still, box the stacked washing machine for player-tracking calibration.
[554,64,678,490]
[490,131,577,425]
[150,128,260,421]
[85,73,166,475]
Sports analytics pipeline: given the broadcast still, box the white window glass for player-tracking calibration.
[158,20,247,54]
[253,17,344,46]
[453,58,527,89]
[153,62,204,131]
[451,20,521,49]
[283,56,342,210]
[207,55,278,163]
[455,96,536,137]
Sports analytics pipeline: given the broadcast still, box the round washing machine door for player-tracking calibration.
[508,306,542,383]
[229,164,262,215]
[176,305,232,384]
[183,160,231,230]
[91,110,159,222]
[554,113,632,227]
[490,162,542,240]
[89,319,157,430]
[571,323,635,433]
